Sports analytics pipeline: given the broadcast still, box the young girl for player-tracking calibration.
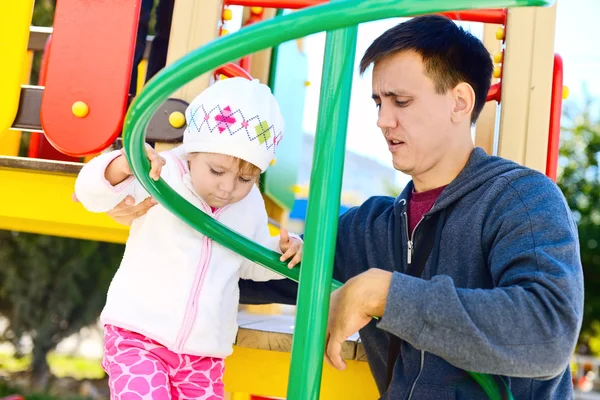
[75,77,303,400]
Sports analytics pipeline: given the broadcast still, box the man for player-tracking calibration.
[101,15,583,399]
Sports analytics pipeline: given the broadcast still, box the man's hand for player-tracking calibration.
[279,228,303,269]
[72,193,157,226]
[325,268,393,371]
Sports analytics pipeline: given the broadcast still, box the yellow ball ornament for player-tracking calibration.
[72,101,89,118]
[168,111,186,129]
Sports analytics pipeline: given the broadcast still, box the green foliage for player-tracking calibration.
[30,0,56,85]
[31,0,56,27]
[0,231,123,389]
[0,352,104,380]
[557,96,600,337]
[0,380,92,400]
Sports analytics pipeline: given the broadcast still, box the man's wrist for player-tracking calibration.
[361,269,393,317]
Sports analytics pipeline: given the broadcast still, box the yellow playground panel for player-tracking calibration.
[0,1,35,134]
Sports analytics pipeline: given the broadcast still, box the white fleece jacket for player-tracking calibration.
[75,146,292,358]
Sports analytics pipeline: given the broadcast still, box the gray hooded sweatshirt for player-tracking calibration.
[239,147,584,399]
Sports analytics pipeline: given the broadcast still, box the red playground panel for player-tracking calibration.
[40,0,141,156]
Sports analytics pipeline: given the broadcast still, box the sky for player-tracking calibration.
[296,0,600,185]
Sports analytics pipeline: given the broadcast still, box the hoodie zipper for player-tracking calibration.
[173,201,227,353]
[403,211,424,266]
[174,235,211,352]
[402,209,426,400]
[406,351,425,400]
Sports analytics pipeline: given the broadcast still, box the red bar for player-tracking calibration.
[27,34,79,162]
[438,9,506,25]
[546,53,563,182]
[225,0,507,25]
[214,62,254,80]
[224,0,321,8]
[239,55,252,72]
[486,82,501,103]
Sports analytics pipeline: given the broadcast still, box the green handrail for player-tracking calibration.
[122,0,552,399]
[287,10,357,400]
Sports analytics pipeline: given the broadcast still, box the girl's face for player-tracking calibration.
[187,153,260,209]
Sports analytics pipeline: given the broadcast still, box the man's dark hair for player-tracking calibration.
[360,15,493,123]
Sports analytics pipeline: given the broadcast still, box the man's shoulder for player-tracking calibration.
[490,166,565,203]
[480,166,574,231]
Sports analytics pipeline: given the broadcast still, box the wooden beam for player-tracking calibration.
[166,0,223,103]
[475,23,502,155]
[496,4,557,172]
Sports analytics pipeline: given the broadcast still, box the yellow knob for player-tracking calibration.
[250,6,263,14]
[270,157,277,166]
[304,81,311,87]
[168,111,186,129]
[72,101,89,118]
[495,27,505,41]
[222,8,233,21]
[493,66,502,79]
[221,29,229,36]
[562,85,569,100]
[493,51,503,64]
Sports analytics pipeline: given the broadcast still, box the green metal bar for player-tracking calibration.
[122,0,550,292]
[267,8,286,91]
[286,18,357,400]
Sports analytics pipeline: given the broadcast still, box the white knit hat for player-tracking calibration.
[182,77,285,172]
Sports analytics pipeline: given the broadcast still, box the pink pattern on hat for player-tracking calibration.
[214,106,236,133]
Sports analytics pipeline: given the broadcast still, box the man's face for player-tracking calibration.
[372,50,456,178]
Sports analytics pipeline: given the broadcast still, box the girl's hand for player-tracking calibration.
[279,228,303,269]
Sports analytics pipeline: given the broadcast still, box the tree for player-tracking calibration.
[556,95,600,337]
[0,231,123,390]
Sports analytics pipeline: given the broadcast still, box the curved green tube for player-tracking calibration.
[122,0,552,398]
[122,0,551,292]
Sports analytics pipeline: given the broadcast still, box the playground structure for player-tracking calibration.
[0,0,566,399]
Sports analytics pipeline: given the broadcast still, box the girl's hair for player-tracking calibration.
[232,156,262,176]
[188,152,262,176]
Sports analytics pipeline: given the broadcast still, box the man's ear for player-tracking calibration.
[451,82,475,123]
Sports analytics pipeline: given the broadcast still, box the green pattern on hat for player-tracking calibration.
[254,120,271,144]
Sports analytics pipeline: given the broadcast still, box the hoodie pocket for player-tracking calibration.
[408,383,456,399]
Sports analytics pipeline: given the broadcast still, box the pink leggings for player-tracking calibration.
[102,325,225,400]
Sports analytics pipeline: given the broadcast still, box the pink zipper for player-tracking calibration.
[173,206,228,353]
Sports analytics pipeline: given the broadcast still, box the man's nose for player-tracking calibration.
[377,104,398,130]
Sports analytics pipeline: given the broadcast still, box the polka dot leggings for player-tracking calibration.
[102,325,225,400]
